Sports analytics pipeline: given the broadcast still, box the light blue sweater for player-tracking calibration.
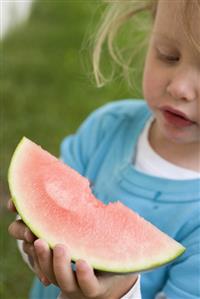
[30,99,200,299]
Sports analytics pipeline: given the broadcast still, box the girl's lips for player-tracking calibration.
[161,106,195,128]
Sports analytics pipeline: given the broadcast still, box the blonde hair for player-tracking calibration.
[92,0,200,88]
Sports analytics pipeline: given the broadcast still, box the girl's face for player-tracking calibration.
[143,0,200,145]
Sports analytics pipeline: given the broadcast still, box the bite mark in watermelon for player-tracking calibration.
[8,137,185,273]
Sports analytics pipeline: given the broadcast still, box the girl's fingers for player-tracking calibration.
[23,241,51,286]
[8,220,36,242]
[34,239,57,285]
[76,259,101,298]
[22,241,35,268]
[7,199,17,212]
[53,244,78,294]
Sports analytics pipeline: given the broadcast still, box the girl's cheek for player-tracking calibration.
[143,63,165,100]
[143,69,156,100]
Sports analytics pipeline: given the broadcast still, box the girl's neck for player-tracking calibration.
[148,120,200,172]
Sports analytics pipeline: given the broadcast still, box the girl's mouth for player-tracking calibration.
[161,106,195,128]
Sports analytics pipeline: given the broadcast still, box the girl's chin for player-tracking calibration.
[161,122,198,144]
[152,115,198,145]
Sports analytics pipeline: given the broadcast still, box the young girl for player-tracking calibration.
[8,0,200,298]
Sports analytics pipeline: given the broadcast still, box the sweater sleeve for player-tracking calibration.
[162,223,200,299]
[60,100,144,176]
[121,275,141,299]
[56,276,141,299]
[17,239,35,272]
[60,105,111,175]
[16,215,35,272]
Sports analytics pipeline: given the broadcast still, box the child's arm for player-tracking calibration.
[161,222,200,299]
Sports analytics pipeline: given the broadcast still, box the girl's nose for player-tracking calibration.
[166,71,197,102]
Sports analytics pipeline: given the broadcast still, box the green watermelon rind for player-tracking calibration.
[11,195,186,273]
[10,193,186,274]
[8,137,186,273]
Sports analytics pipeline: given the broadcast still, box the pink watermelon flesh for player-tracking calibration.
[8,137,185,273]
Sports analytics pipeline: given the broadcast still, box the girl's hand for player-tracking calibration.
[34,239,138,299]
[7,199,51,285]
[8,199,138,298]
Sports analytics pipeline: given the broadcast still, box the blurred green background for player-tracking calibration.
[1,1,149,298]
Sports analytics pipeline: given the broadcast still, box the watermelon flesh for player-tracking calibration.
[8,137,185,273]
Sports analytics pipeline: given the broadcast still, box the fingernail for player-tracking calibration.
[77,260,89,272]
[34,239,42,247]
[34,239,46,252]
[7,200,11,209]
[25,230,33,242]
[7,200,13,210]
[54,245,65,257]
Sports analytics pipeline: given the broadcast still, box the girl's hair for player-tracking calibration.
[92,0,200,88]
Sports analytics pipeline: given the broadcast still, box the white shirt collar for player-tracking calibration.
[135,117,200,180]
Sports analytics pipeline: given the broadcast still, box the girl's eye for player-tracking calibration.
[157,51,180,63]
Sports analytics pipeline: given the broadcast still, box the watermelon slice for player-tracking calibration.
[8,137,185,273]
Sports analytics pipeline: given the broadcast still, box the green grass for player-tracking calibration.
[0,209,34,299]
[1,1,148,298]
